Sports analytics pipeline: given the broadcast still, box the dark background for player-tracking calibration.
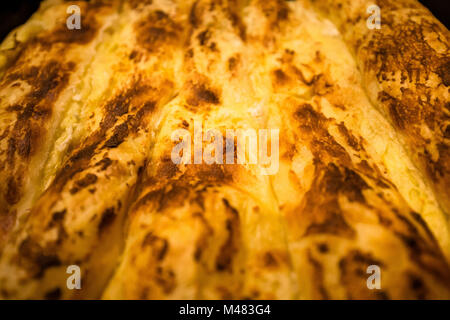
[0,0,448,42]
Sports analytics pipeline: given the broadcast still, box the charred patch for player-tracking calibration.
[70,173,98,194]
[197,29,211,46]
[134,10,181,53]
[44,288,61,300]
[157,159,179,179]
[48,209,67,229]
[293,104,352,165]
[154,267,176,294]
[409,211,436,243]
[380,92,409,130]
[317,243,329,254]
[142,232,169,261]
[5,176,21,205]
[98,207,116,232]
[216,199,240,272]
[408,273,427,299]
[53,140,100,192]
[228,55,240,73]
[305,211,355,238]
[337,122,361,151]
[103,122,129,148]
[262,250,288,269]
[126,101,156,133]
[0,209,17,239]
[53,83,154,191]
[226,7,247,41]
[193,212,214,261]
[189,1,200,28]
[187,82,220,107]
[95,157,112,171]
[134,184,190,214]
[259,0,290,29]
[5,60,75,165]
[272,68,290,86]
[128,50,141,62]
[129,0,153,9]
[307,251,328,299]
[299,163,365,239]
[18,237,61,278]
[437,59,450,86]
[294,104,328,132]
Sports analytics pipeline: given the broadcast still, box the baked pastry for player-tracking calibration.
[0,0,448,299]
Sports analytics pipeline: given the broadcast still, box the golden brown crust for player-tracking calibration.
[309,0,450,216]
[0,0,119,246]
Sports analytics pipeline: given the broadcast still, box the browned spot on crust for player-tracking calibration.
[154,266,176,294]
[52,82,158,192]
[18,237,61,278]
[193,212,214,261]
[407,272,428,299]
[337,122,361,151]
[44,288,61,300]
[95,157,112,171]
[134,10,181,53]
[129,0,153,10]
[126,101,157,133]
[317,243,329,253]
[215,199,240,272]
[70,173,98,194]
[5,177,21,205]
[305,208,355,238]
[135,184,189,214]
[0,209,17,241]
[6,60,75,163]
[226,4,247,41]
[272,68,290,86]
[307,251,329,299]
[294,104,351,165]
[298,163,365,239]
[103,122,129,149]
[128,50,141,62]
[189,1,200,28]
[142,232,169,261]
[98,207,116,232]
[228,54,240,73]
[258,0,290,29]
[437,59,450,86]
[186,81,220,107]
[348,9,450,213]
[262,250,288,269]
[197,29,211,46]
[48,209,67,229]
[0,58,76,222]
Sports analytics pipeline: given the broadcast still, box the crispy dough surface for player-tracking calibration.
[0,0,448,299]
